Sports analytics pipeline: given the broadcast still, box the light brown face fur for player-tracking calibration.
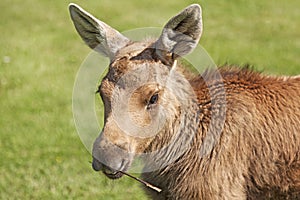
[101,49,166,142]
[89,33,199,177]
[92,48,184,177]
[98,45,181,142]
[69,3,202,178]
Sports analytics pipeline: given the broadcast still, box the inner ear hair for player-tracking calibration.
[154,4,202,64]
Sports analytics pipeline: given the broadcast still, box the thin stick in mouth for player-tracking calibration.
[119,171,162,193]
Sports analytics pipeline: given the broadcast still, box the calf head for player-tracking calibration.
[69,3,202,178]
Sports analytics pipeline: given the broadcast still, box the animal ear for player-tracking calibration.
[155,4,203,63]
[69,3,130,60]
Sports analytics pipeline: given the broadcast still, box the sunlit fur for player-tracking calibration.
[70,4,300,199]
[101,46,300,199]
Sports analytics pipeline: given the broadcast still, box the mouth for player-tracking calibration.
[102,168,124,179]
[92,157,130,179]
[103,160,131,179]
[92,157,162,192]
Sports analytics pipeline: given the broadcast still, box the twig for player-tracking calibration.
[88,160,162,193]
[119,171,162,193]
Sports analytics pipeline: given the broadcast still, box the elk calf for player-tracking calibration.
[69,3,300,199]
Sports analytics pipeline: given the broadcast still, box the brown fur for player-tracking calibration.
[69,4,300,199]
[141,65,300,199]
[96,49,300,199]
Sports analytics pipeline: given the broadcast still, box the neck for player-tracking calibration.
[141,70,227,197]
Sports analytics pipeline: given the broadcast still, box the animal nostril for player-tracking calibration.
[92,158,103,171]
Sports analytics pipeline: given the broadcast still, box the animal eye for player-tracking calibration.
[149,93,159,105]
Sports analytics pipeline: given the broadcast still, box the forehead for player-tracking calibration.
[102,60,169,89]
[100,48,170,97]
[105,42,154,81]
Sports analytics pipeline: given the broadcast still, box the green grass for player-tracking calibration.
[0,0,299,199]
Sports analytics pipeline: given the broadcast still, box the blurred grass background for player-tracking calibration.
[0,0,299,199]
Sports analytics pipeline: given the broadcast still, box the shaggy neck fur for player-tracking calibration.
[142,66,300,200]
